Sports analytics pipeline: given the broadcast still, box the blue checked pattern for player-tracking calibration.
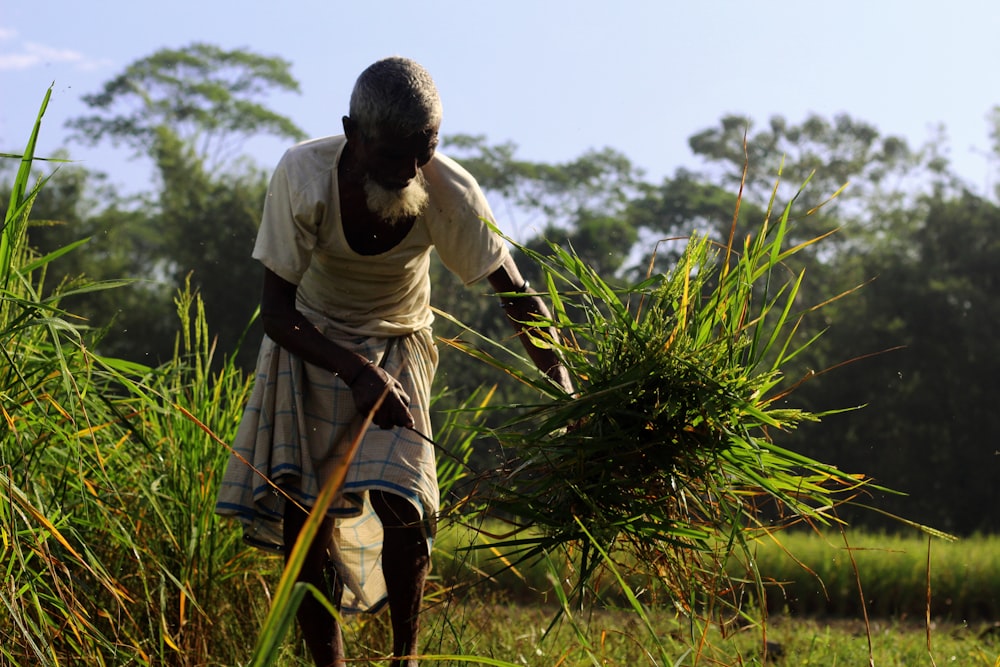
[215,323,439,613]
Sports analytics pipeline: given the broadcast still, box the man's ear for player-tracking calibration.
[342,115,355,140]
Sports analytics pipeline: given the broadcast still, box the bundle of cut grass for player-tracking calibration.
[438,177,908,607]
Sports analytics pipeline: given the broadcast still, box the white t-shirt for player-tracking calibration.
[253,135,509,337]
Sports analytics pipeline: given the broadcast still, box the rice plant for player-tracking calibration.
[4,88,511,666]
[1,85,138,667]
[435,168,948,629]
[1,87,278,666]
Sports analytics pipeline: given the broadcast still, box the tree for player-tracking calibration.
[34,44,309,367]
[152,127,270,369]
[1,44,304,366]
[67,43,305,172]
[3,156,178,363]
[781,188,1000,534]
[684,113,967,264]
[620,169,768,279]
[444,135,644,245]
[688,113,942,205]
[986,105,1000,201]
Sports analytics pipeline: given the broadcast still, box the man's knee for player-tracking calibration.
[370,490,420,529]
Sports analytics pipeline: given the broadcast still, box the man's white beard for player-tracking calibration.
[364,171,430,224]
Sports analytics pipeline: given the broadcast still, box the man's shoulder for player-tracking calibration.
[272,135,345,195]
[425,151,482,195]
[280,135,346,168]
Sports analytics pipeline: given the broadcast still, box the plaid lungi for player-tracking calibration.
[214,320,439,613]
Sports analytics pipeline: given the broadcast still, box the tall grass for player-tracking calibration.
[434,163,955,654]
[2,86,142,666]
[434,522,1000,621]
[1,90,494,666]
[5,90,981,666]
[1,88,281,666]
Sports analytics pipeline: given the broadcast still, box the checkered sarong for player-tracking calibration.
[215,320,438,613]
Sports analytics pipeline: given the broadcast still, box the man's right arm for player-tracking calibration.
[259,268,414,429]
[486,256,574,395]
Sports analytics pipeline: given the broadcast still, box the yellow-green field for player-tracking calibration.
[5,90,999,667]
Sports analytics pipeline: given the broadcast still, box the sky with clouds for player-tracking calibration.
[1,1,998,202]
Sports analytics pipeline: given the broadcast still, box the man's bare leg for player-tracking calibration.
[283,502,346,667]
[371,490,429,667]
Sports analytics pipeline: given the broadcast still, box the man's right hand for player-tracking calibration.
[348,363,414,430]
[259,268,415,430]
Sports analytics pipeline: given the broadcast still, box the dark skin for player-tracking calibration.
[262,116,572,667]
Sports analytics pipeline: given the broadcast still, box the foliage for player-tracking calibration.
[786,190,1000,534]
[6,156,181,364]
[444,135,646,281]
[2,87,279,666]
[152,127,270,370]
[445,135,644,233]
[3,43,306,370]
[687,112,953,212]
[435,167,955,621]
[8,78,1000,665]
[66,42,306,170]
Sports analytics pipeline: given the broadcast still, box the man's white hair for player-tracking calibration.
[349,56,443,140]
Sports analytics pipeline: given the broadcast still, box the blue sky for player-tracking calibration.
[2,0,998,200]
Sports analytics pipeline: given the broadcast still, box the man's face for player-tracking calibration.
[356,125,439,191]
[351,123,439,223]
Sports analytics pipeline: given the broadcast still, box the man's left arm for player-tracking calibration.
[487,255,574,395]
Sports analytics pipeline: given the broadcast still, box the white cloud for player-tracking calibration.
[0,37,112,72]
[0,53,38,70]
[25,42,85,65]
[0,27,17,41]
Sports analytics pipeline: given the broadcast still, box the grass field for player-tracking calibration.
[433,522,1000,619]
[205,541,1000,666]
[4,89,999,667]
[290,594,1000,666]
[235,521,1000,665]
[435,608,1000,666]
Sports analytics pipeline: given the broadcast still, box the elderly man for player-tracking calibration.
[215,56,572,666]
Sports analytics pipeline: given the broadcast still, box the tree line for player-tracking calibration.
[4,44,998,535]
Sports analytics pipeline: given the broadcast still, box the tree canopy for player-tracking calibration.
[19,44,307,367]
[66,42,306,170]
